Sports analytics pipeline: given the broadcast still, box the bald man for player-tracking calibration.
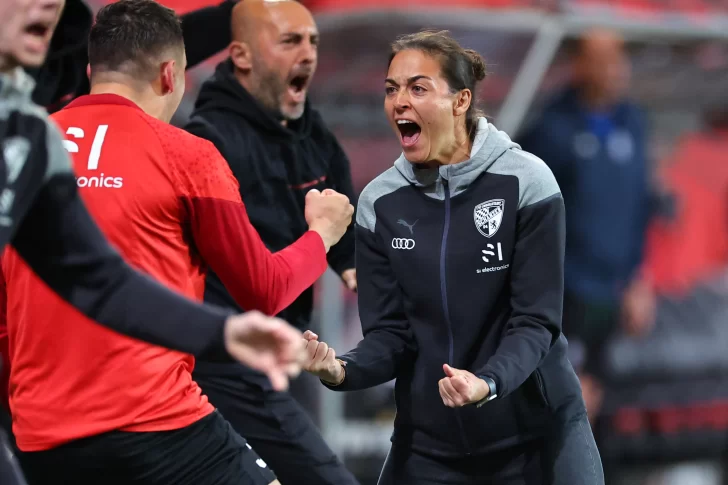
[184,1,359,484]
[518,29,661,424]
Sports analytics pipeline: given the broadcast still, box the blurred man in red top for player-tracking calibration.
[3,1,353,484]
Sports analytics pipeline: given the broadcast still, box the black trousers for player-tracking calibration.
[194,367,359,485]
[1,429,27,485]
[377,414,604,485]
[16,411,277,485]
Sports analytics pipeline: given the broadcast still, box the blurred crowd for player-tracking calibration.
[5,0,728,483]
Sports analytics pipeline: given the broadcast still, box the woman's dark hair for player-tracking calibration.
[389,30,487,141]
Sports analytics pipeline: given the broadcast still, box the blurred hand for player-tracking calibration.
[438,364,488,408]
[341,268,357,292]
[301,330,345,385]
[305,189,354,252]
[579,373,604,425]
[621,277,656,337]
[223,311,305,392]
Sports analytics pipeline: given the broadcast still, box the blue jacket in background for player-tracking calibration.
[518,88,652,304]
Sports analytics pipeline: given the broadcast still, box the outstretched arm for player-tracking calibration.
[305,220,418,391]
[12,173,233,360]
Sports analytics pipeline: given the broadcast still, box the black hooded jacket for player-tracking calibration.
[185,60,356,334]
[26,0,237,112]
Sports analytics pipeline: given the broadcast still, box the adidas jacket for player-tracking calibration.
[326,118,585,457]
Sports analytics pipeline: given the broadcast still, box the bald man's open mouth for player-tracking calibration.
[287,72,311,105]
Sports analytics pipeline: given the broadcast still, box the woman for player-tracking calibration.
[302,30,604,484]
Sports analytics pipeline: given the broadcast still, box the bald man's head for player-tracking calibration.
[228,0,318,121]
[572,28,631,107]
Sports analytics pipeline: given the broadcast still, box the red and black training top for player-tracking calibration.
[2,93,327,451]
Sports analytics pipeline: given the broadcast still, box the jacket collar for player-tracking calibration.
[0,68,36,101]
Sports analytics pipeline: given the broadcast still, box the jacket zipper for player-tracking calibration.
[439,179,472,455]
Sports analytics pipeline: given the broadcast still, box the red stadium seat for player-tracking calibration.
[643,129,728,295]
[304,0,543,11]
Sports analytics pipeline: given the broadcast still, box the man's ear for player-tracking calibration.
[86,64,91,80]
[453,89,472,117]
[160,60,177,95]
[229,41,252,72]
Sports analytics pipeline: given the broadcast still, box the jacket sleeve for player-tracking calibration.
[2,96,236,360]
[626,110,669,285]
[0,264,8,411]
[11,174,234,361]
[474,161,565,399]
[323,219,417,391]
[321,124,356,277]
[517,119,572,190]
[27,0,93,111]
[181,0,236,69]
[174,138,328,317]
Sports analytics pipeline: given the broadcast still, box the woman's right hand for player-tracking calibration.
[302,330,345,385]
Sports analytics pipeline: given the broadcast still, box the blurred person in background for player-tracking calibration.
[3,1,353,484]
[184,1,359,484]
[518,28,662,423]
[27,0,239,113]
[302,30,603,485]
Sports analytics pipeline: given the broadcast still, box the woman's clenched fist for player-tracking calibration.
[301,330,345,385]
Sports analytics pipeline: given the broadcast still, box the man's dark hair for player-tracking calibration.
[389,30,487,142]
[89,0,184,80]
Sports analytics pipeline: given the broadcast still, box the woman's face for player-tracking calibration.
[384,49,463,164]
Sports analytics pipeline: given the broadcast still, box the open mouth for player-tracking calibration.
[287,75,310,101]
[397,120,421,148]
[25,22,50,38]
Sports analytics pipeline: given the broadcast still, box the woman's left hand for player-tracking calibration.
[438,364,489,407]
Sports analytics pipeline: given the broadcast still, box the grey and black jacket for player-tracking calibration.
[326,118,585,457]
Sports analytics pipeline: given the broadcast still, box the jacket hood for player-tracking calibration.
[192,59,313,141]
[394,118,519,197]
[48,0,93,59]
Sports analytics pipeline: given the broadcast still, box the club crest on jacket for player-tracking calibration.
[474,199,504,238]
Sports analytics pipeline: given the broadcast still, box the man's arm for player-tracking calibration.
[0,264,8,411]
[320,122,356,278]
[181,0,237,69]
[11,173,233,361]
[517,119,571,187]
[175,139,349,317]
[187,115,356,285]
[473,164,565,399]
